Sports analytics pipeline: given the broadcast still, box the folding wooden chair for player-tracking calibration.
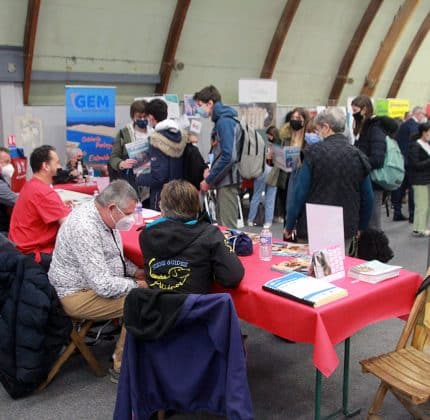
[360,277,430,419]
[36,320,106,392]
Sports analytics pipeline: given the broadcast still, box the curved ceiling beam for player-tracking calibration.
[387,10,430,98]
[155,0,191,94]
[328,0,383,105]
[361,0,419,97]
[260,0,301,79]
[23,0,41,105]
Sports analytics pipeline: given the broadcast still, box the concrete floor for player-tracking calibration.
[1,207,427,420]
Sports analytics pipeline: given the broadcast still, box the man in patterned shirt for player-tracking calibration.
[48,180,147,380]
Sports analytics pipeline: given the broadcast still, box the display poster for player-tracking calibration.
[306,204,345,258]
[375,99,409,119]
[183,94,199,117]
[65,86,116,172]
[239,79,277,129]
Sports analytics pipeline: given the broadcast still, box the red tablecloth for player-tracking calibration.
[54,183,98,195]
[121,226,422,377]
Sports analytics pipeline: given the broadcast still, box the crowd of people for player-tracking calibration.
[1,86,429,386]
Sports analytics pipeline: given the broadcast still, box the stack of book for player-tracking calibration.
[348,260,402,284]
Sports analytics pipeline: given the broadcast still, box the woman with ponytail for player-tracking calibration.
[408,122,430,237]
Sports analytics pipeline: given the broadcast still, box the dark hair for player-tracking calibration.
[146,99,167,123]
[284,111,293,124]
[412,122,430,141]
[0,147,10,155]
[129,100,147,119]
[160,180,201,220]
[379,116,399,138]
[30,145,56,172]
[266,125,280,141]
[291,107,310,125]
[351,95,374,136]
[193,85,221,103]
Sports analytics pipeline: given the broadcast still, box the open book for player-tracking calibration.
[263,271,348,307]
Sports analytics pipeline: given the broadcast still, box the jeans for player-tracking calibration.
[391,173,414,217]
[368,189,383,231]
[248,166,277,225]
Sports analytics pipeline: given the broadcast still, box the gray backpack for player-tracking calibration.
[236,120,266,179]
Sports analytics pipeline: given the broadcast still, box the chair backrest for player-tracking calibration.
[115,290,254,420]
[403,275,430,351]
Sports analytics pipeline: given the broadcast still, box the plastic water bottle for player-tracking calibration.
[259,225,272,261]
[87,166,94,183]
[77,161,83,180]
[134,202,143,224]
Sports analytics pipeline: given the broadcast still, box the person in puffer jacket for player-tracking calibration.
[136,99,187,210]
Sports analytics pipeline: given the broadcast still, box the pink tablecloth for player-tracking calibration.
[54,182,98,195]
[121,226,422,377]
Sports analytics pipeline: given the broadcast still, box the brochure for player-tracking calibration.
[263,271,348,307]
[125,138,151,177]
[348,260,402,284]
[271,144,301,173]
[310,246,345,282]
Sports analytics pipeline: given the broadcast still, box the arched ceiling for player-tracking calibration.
[0,0,429,107]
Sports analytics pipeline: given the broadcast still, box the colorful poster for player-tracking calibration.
[375,98,409,119]
[65,86,116,172]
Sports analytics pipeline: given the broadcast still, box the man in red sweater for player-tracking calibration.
[9,145,70,271]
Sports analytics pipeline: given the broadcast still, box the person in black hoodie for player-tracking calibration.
[139,180,244,294]
[352,95,387,231]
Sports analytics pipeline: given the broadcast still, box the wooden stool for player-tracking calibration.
[36,320,106,392]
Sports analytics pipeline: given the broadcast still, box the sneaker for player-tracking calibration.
[393,213,408,221]
[273,216,284,224]
[247,221,254,227]
[412,231,430,237]
[109,367,120,384]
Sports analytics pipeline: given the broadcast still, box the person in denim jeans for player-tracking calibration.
[247,164,277,227]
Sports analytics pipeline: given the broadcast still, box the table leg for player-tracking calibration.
[314,338,361,420]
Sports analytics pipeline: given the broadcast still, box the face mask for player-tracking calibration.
[1,163,14,180]
[290,120,304,131]
[196,106,209,118]
[111,205,135,231]
[353,111,363,123]
[135,119,148,129]
[305,133,321,144]
[422,117,428,124]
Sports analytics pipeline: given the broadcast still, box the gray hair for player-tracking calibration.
[412,106,424,116]
[95,180,138,209]
[67,147,82,160]
[314,107,346,133]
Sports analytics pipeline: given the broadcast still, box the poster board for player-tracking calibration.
[65,86,116,173]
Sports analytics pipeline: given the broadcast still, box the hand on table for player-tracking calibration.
[136,280,149,288]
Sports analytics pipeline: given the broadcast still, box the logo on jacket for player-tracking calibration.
[148,257,191,290]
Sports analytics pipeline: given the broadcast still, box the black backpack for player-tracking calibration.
[182,143,207,190]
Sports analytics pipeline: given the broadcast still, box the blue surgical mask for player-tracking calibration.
[196,106,209,118]
[305,133,322,145]
[135,119,148,129]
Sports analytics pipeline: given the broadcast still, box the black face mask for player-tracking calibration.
[135,119,148,129]
[353,111,363,123]
[290,120,304,131]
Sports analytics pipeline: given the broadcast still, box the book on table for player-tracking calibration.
[262,271,348,307]
[348,260,402,284]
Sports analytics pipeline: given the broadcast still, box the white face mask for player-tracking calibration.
[1,163,14,181]
[110,205,135,231]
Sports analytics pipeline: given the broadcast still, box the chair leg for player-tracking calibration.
[391,389,430,420]
[367,382,389,419]
[71,328,105,377]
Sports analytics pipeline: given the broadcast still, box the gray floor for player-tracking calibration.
[1,206,428,420]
